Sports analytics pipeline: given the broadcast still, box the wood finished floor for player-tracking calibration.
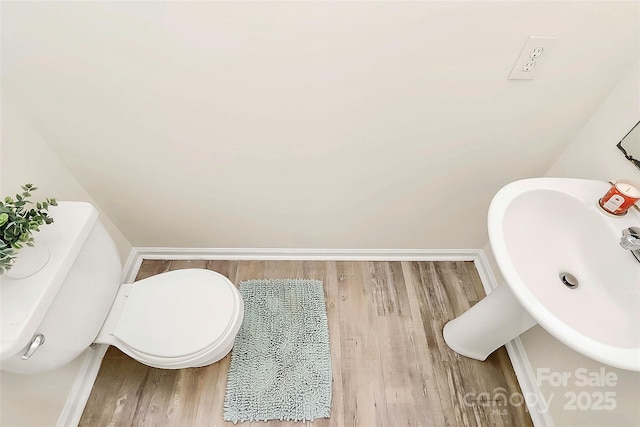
[80,260,533,427]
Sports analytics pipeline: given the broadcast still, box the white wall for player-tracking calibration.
[0,101,132,262]
[545,62,640,181]
[0,351,88,427]
[2,1,639,250]
[483,61,640,426]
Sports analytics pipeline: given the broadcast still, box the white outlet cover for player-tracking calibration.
[508,36,558,80]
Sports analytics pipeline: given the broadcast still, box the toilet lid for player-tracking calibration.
[112,269,238,358]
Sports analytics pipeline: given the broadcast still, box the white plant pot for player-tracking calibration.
[6,243,50,280]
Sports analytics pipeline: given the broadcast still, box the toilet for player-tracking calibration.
[0,202,244,374]
[95,268,244,369]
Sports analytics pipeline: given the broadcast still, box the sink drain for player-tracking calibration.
[559,272,579,289]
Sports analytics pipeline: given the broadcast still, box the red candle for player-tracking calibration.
[599,180,640,215]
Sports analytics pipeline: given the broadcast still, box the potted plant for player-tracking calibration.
[0,184,57,275]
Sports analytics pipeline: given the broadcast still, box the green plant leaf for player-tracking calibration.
[1,184,56,259]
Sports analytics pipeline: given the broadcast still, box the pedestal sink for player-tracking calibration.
[444,178,640,372]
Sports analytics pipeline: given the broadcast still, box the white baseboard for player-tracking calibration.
[129,247,482,262]
[56,345,108,427]
[58,247,550,427]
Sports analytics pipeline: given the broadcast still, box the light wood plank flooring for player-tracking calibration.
[80,260,533,427]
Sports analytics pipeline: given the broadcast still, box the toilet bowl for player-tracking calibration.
[95,269,244,369]
[0,202,244,374]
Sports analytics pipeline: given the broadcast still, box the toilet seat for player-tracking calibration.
[95,269,243,368]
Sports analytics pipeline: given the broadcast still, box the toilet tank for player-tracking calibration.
[0,202,122,374]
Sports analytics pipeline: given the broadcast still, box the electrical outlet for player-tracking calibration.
[508,36,558,80]
[530,47,544,58]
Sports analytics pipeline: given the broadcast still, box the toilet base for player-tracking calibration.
[443,284,537,360]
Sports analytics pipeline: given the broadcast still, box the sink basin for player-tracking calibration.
[490,178,640,371]
[444,178,640,372]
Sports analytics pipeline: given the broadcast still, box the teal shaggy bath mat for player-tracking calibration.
[223,279,332,423]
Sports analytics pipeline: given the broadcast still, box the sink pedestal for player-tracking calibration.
[443,284,537,360]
